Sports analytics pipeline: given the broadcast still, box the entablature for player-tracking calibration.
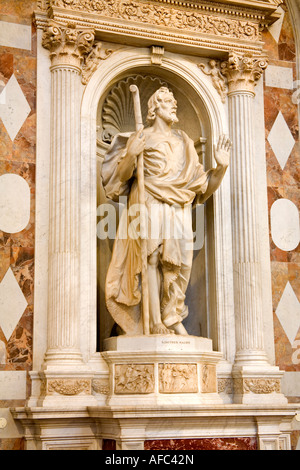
[35,0,283,57]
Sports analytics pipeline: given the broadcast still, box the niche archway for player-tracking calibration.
[80,48,235,366]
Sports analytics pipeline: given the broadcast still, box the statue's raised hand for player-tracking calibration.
[214,135,232,168]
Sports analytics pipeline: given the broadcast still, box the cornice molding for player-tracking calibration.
[35,0,282,56]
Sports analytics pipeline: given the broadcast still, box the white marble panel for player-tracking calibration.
[0,21,31,51]
[0,74,31,141]
[0,372,27,400]
[0,268,28,341]
[0,174,30,233]
[268,112,295,170]
[271,199,300,252]
[268,6,285,43]
[0,340,6,365]
[265,65,294,89]
[275,281,300,346]
[281,371,300,397]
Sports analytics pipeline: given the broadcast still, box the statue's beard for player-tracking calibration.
[157,109,179,126]
[170,114,179,125]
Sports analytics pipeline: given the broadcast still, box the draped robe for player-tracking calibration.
[102,129,213,335]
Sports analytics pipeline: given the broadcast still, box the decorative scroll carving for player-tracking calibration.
[48,379,91,395]
[101,74,168,143]
[151,46,164,65]
[50,0,261,42]
[82,42,114,85]
[198,60,227,103]
[42,20,95,68]
[114,364,155,394]
[220,51,268,93]
[234,378,281,394]
[159,364,198,393]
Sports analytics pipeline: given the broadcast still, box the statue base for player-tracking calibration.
[102,335,223,407]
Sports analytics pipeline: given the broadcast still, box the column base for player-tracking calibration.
[233,362,288,405]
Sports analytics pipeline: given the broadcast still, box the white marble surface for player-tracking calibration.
[271,199,299,252]
[0,20,31,51]
[0,268,28,341]
[0,371,27,400]
[268,6,285,43]
[268,111,295,170]
[0,340,6,365]
[265,65,294,90]
[0,74,31,141]
[275,281,300,346]
[282,371,300,397]
[0,173,30,234]
[104,334,213,352]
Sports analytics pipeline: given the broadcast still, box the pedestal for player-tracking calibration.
[102,335,223,407]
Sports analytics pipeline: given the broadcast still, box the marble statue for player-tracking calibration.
[102,86,231,336]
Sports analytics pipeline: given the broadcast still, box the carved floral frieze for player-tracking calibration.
[50,0,261,42]
[234,378,282,395]
[47,379,91,395]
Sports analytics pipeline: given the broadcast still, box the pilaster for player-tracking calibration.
[39,20,97,406]
[221,52,287,404]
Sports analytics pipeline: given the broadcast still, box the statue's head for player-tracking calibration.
[147,87,178,126]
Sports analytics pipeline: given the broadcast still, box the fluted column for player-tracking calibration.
[222,53,286,404]
[42,22,95,366]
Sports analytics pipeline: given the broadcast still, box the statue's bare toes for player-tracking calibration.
[151,323,173,335]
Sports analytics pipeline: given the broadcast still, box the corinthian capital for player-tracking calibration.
[42,20,95,70]
[221,52,268,95]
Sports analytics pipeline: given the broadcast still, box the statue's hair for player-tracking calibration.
[146,87,174,124]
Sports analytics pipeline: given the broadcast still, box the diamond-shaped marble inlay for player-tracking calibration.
[276,282,300,346]
[268,112,295,170]
[0,74,31,141]
[0,268,28,341]
[268,6,285,43]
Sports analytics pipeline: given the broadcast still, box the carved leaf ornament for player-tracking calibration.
[51,0,261,42]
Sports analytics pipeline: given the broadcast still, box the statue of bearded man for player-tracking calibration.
[102,86,231,336]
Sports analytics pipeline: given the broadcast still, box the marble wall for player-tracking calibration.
[0,0,37,449]
[263,2,300,450]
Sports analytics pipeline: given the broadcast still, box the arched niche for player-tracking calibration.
[80,48,235,366]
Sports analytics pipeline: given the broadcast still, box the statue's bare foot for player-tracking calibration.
[170,322,188,335]
[151,323,174,335]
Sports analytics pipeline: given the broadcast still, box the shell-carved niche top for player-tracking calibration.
[100,75,170,145]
